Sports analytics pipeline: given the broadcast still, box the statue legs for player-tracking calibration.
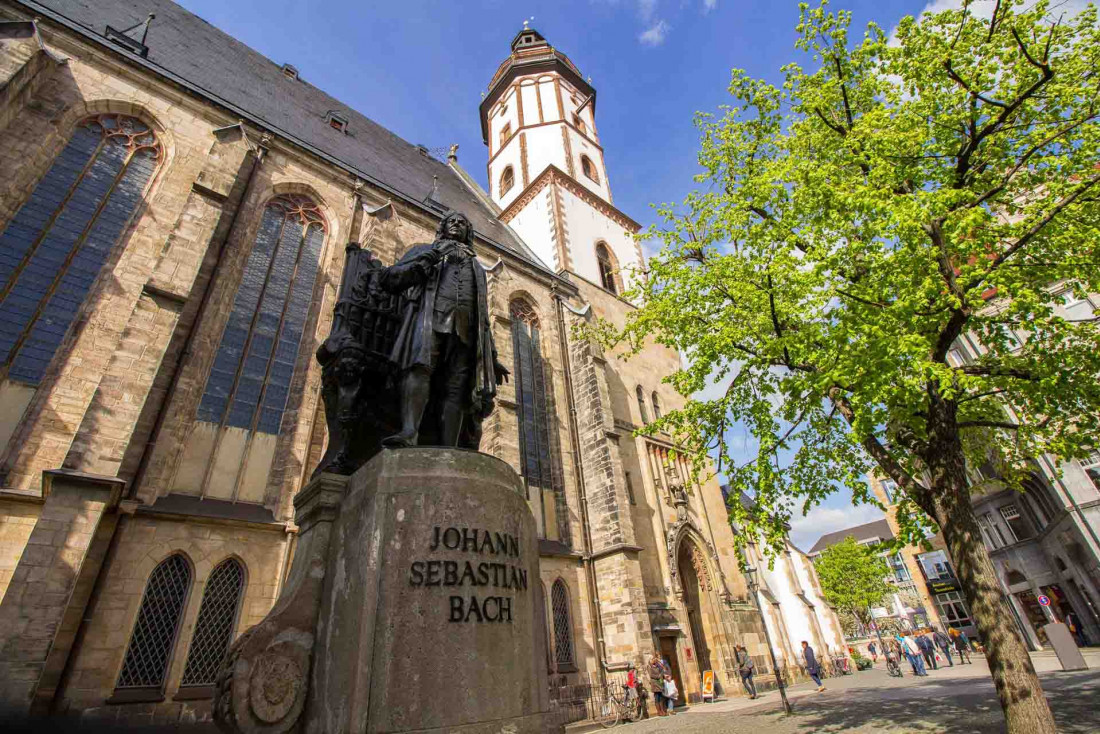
[383,367,431,448]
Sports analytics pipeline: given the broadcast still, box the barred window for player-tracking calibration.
[636,386,648,424]
[180,558,246,688]
[596,242,616,294]
[116,554,192,691]
[197,195,326,435]
[511,299,569,543]
[551,579,575,668]
[0,114,160,385]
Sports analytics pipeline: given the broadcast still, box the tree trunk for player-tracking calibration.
[922,396,1057,734]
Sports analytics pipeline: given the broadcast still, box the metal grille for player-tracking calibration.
[0,114,159,385]
[180,558,245,686]
[116,554,191,689]
[552,580,574,666]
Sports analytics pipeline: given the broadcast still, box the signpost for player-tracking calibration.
[1038,595,1051,607]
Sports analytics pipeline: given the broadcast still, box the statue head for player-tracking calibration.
[435,210,472,246]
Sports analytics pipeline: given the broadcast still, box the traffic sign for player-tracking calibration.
[1038,595,1051,607]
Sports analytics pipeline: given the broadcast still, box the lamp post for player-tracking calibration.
[744,565,792,715]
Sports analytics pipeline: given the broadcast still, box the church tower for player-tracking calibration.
[480,25,642,294]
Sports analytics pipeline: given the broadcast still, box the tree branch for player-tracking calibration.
[828,388,930,495]
[958,364,1035,380]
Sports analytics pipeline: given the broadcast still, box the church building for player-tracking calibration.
[0,0,844,725]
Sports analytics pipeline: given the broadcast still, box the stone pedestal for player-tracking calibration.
[215,448,553,734]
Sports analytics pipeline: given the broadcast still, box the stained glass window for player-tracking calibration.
[116,554,192,691]
[510,299,569,543]
[180,557,245,688]
[0,114,160,385]
[551,579,574,667]
[197,195,325,435]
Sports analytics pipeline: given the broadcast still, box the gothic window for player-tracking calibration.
[0,114,160,385]
[510,299,569,543]
[580,155,599,184]
[180,558,246,689]
[1023,474,1059,526]
[115,554,192,693]
[596,242,616,294]
[551,579,575,669]
[636,385,648,424]
[625,470,636,505]
[651,391,661,420]
[500,166,515,196]
[197,195,326,435]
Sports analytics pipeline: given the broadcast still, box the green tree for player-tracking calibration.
[814,537,892,629]
[596,1,1100,731]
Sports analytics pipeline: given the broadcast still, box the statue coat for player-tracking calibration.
[380,241,500,412]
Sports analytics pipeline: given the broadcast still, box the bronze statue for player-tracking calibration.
[312,210,507,478]
[380,210,508,448]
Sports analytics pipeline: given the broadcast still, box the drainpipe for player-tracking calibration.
[554,288,607,687]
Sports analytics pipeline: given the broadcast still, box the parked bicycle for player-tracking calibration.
[885,652,903,678]
[598,682,644,728]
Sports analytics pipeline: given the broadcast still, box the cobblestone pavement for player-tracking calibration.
[604,650,1100,733]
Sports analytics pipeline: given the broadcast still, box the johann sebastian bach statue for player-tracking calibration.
[380,210,509,448]
[312,209,508,477]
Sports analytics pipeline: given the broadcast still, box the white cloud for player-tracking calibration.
[788,501,884,552]
[639,19,671,45]
[703,0,718,11]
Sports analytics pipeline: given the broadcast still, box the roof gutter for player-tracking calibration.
[13,0,541,268]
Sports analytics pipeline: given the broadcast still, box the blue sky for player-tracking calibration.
[173,0,963,549]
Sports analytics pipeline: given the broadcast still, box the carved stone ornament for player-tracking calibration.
[249,652,303,723]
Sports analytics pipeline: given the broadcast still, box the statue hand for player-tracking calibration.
[494,361,510,385]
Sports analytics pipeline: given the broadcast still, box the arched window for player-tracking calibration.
[500,166,515,196]
[197,194,326,435]
[511,299,569,543]
[580,155,599,183]
[596,242,617,294]
[636,386,648,424]
[115,554,192,693]
[551,579,575,669]
[0,114,160,385]
[651,391,661,420]
[180,557,246,689]
[1023,474,1060,527]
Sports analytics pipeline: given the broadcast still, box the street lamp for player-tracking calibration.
[743,565,793,715]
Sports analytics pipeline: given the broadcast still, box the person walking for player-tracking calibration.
[1065,610,1088,647]
[736,644,757,699]
[951,628,972,664]
[624,663,642,721]
[900,633,927,676]
[802,640,825,692]
[933,628,954,666]
[867,641,878,663]
[917,632,938,670]
[648,652,667,716]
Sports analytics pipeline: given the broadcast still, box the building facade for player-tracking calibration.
[0,1,842,726]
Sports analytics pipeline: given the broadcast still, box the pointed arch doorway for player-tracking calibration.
[677,537,718,698]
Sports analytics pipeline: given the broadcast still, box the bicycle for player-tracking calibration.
[598,683,644,728]
[885,653,903,678]
[833,656,852,675]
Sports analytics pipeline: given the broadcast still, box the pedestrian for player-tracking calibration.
[916,632,937,670]
[625,663,640,720]
[736,644,757,699]
[1065,610,1087,647]
[648,652,666,716]
[932,628,954,666]
[900,633,927,676]
[663,674,679,714]
[801,640,825,692]
[951,629,972,664]
[868,641,878,663]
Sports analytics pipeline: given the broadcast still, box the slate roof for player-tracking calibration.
[807,518,894,556]
[21,0,546,266]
